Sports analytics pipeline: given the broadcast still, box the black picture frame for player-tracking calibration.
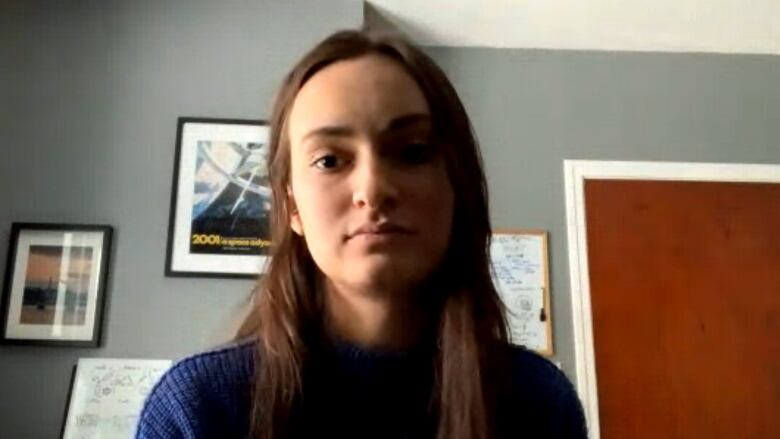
[165,117,271,279]
[59,364,78,439]
[0,222,113,347]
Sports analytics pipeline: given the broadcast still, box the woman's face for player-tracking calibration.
[286,54,454,297]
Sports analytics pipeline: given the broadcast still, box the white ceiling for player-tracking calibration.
[365,0,780,55]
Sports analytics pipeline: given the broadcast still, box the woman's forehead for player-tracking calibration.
[287,54,431,144]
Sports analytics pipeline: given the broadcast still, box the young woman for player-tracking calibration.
[137,29,587,439]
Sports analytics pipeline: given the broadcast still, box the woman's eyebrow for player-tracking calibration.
[301,113,432,143]
[384,113,432,132]
[301,125,355,143]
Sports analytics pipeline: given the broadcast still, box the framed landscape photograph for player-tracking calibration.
[166,117,272,278]
[1,223,113,347]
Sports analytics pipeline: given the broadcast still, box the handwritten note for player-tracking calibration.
[490,232,552,354]
[62,358,172,439]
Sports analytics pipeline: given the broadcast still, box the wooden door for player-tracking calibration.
[584,179,780,439]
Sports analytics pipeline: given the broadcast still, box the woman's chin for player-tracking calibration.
[342,260,428,295]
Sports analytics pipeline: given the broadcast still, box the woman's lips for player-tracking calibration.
[345,222,413,242]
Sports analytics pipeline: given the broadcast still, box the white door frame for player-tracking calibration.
[563,160,780,439]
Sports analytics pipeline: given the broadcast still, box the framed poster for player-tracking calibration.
[1,223,113,347]
[490,229,553,356]
[166,117,272,278]
[61,358,172,439]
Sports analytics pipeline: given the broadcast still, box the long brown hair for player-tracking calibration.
[236,28,508,439]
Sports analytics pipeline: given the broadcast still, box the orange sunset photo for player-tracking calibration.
[20,245,93,326]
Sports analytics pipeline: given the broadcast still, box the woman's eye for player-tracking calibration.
[312,154,343,170]
[398,142,436,164]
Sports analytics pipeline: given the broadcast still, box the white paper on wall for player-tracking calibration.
[62,358,172,439]
[490,232,552,354]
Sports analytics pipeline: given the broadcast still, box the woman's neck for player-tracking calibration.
[323,280,432,351]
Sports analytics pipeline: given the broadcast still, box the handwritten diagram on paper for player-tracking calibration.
[62,358,172,439]
[490,231,553,355]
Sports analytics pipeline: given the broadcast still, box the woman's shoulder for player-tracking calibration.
[166,338,256,386]
[500,344,588,438]
[135,339,256,438]
[505,345,566,386]
[153,337,256,401]
[503,344,578,402]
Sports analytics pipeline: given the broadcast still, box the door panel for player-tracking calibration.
[585,180,780,439]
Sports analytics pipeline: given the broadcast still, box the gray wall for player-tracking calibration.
[1,1,779,438]
[425,46,780,376]
[0,1,362,438]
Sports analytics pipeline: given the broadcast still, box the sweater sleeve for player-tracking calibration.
[506,347,589,439]
[134,342,255,439]
[134,362,202,439]
[547,364,588,439]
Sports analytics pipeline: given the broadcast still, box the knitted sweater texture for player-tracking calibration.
[136,339,587,438]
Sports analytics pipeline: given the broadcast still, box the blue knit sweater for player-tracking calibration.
[136,339,587,438]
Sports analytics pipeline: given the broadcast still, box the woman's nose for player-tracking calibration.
[351,153,399,211]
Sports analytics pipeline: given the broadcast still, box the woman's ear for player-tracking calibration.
[288,187,303,236]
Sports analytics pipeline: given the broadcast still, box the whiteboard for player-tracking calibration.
[490,230,553,355]
[62,358,172,439]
